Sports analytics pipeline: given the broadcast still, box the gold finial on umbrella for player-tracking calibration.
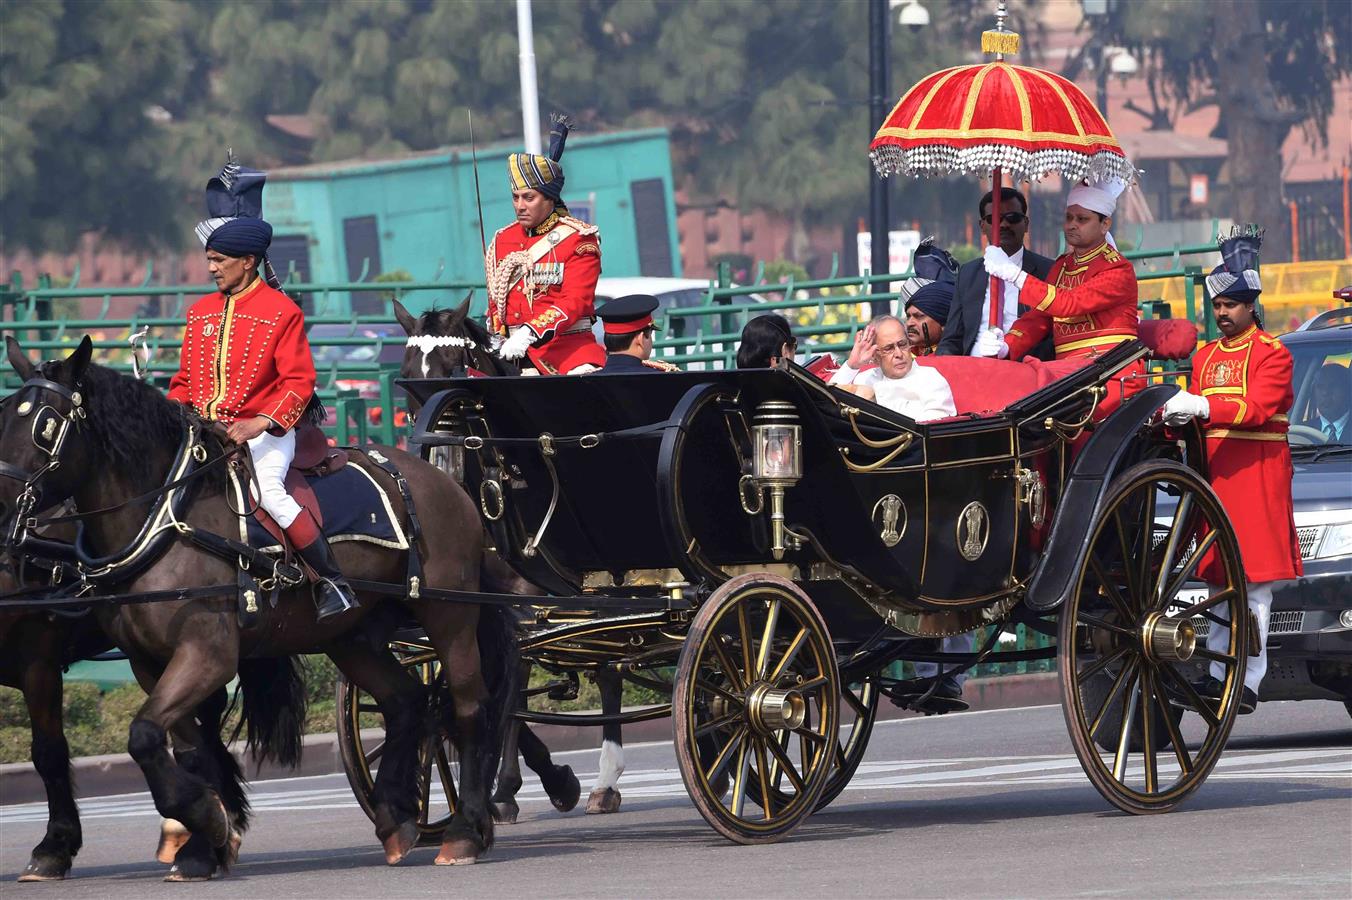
[981,1,1021,57]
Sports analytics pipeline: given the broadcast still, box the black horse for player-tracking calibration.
[1,336,516,879]
[393,298,629,817]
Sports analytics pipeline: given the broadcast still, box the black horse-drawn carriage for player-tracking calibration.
[362,337,1250,845]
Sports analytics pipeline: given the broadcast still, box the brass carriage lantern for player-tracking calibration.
[752,400,803,560]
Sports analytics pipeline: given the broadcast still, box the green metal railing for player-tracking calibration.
[0,235,1228,441]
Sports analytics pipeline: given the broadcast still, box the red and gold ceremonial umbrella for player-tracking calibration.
[869,5,1134,327]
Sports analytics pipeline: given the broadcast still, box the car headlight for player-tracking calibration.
[1316,523,1352,560]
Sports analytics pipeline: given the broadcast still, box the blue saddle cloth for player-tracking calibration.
[246,464,408,552]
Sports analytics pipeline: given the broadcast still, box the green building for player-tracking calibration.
[264,127,681,315]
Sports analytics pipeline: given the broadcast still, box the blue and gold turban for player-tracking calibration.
[1206,225,1264,303]
[508,114,572,202]
[195,150,272,258]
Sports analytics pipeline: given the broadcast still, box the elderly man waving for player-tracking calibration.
[829,316,956,422]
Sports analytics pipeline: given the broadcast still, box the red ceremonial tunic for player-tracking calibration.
[486,211,606,374]
[1007,241,1143,416]
[167,277,315,431]
[1192,325,1302,584]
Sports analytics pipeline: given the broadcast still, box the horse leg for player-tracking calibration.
[14,642,81,882]
[517,722,580,814]
[491,715,524,825]
[125,649,239,882]
[492,661,580,822]
[419,603,502,866]
[165,688,246,866]
[325,638,425,865]
[586,669,625,815]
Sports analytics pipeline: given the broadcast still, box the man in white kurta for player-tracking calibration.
[829,316,956,422]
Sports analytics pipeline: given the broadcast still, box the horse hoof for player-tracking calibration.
[382,821,419,865]
[433,837,481,866]
[491,802,519,825]
[550,765,581,813]
[163,864,214,883]
[157,818,191,864]
[17,856,70,882]
[585,787,622,814]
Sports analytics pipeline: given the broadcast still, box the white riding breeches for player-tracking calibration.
[1207,581,1273,694]
[247,428,302,529]
[915,633,973,687]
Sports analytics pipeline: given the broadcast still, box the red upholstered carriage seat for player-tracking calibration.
[1136,318,1198,361]
[916,356,1092,418]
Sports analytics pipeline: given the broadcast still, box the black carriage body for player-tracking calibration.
[402,341,1154,633]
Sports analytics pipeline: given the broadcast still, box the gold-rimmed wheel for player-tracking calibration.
[673,573,840,844]
[336,642,460,845]
[1059,460,1247,814]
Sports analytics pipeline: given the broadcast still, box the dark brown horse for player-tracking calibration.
[393,299,629,817]
[1,336,515,880]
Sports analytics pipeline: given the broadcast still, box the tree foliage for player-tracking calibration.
[2,0,983,255]
[1079,0,1350,260]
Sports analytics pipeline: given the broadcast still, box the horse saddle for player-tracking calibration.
[242,425,406,554]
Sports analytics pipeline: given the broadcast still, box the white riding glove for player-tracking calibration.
[1161,390,1210,425]
[498,328,536,361]
[983,245,1027,288]
[973,327,1010,359]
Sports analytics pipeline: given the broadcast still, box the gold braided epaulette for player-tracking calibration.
[560,215,600,236]
[642,359,681,372]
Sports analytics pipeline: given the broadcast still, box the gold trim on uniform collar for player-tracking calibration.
[1071,242,1112,265]
[527,209,563,237]
[225,276,264,301]
[1220,324,1259,349]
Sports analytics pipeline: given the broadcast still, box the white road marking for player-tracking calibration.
[4,746,1345,826]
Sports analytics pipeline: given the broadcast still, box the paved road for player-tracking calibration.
[3,701,1349,898]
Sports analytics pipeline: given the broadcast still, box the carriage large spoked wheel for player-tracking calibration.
[337,642,460,845]
[1059,460,1247,815]
[674,573,841,844]
[814,673,879,811]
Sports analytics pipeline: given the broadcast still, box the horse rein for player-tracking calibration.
[1,374,244,552]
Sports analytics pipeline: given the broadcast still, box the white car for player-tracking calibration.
[592,277,771,369]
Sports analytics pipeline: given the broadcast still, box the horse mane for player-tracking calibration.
[59,363,227,491]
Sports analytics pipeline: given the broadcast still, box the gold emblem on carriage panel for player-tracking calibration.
[872,494,906,547]
[957,501,989,561]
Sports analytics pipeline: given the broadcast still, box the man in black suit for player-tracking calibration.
[938,187,1055,359]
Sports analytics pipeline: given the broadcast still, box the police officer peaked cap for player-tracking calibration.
[598,295,661,335]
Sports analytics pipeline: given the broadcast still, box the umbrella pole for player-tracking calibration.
[989,167,1004,329]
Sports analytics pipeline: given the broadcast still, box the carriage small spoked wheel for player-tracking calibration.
[337,642,460,845]
[761,672,878,812]
[1059,460,1247,814]
[673,573,840,844]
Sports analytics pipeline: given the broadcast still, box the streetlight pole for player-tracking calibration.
[517,0,542,155]
[868,0,892,315]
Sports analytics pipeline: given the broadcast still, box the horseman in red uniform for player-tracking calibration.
[1161,227,1302,713]
[977,180,1143,412]
[487,115,606,374]
[168,154,357,620]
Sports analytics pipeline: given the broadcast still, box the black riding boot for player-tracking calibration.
[294,536,359,621]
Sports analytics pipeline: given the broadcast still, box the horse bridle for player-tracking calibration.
[0,375,87,544]
[405,334,480,377]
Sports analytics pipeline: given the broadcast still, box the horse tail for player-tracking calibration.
[234,657,307,771]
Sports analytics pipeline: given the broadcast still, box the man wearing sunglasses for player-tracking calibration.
[938,188,1054,359]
